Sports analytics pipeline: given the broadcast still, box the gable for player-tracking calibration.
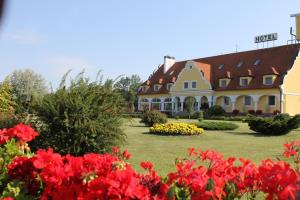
[171,61,212,92]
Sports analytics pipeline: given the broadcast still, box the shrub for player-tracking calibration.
[32,73,126,156]
[205,105,226,117]
[140,110,167,126]
[273,110,280,115]
[255,110,263,115]
[196,111,204,122]
[197,121,239,130]
[248,110,255,115]
[232,109,239,115]
[247,114,300,135]
[149,123,204,135]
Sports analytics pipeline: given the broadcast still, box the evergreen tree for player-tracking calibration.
[31,72,126,156]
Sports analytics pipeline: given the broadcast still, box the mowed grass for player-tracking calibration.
[122,118,300,176]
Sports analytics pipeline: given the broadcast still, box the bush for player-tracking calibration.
[247,114,300,135]
[273,110,280,115]
[232,109,239,115]
[32,73,126,156]
[205,105,226,117]
[255,110,263,115]
[197,121,239,130]
[196,111,204,122]
[149,123,204,135]
[248,110,255,115]
[140,110,167,126]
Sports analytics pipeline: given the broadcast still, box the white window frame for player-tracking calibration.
[219,79,228,87]
[154,84,160,92]
[244,96,252,106]
[264,76,274,85]
[268,95,276,106]
[166,83,173,91]
[183,82,189,90]
[240,78,249,87]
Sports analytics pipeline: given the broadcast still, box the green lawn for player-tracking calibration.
[122,118,300,176]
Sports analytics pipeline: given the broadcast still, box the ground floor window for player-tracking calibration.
[244,96,251,106]
[224,96,230,106]
[268,95,276,106]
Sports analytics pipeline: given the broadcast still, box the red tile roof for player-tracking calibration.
[138,44,300,95]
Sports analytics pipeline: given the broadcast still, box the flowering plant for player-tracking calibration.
[0,124,300,200]
[149,123,204,135]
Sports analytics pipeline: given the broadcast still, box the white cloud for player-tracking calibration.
[5,29,45,45]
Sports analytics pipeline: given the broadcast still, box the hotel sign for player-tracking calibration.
[254,33,278,43]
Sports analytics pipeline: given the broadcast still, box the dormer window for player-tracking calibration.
[218,64,224,70]
[154,84,161,91]
[237,61,244,68]
[139,86,147,92]
[240,77,251,86]
[254,59,261,66]
[263,75,275,85]
[166,83,173,91]
[219,79,229,87]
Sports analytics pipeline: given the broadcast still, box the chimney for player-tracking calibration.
[164,56,175,73]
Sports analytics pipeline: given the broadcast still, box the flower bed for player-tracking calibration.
[0,124,300,200]
[149,122,204,135]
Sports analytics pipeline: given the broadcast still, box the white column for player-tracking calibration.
[160,98,165,111]
[147,98,152,111]
[207,95,213,107]
[195,96,201,112]
[251,95,260,111]
[228,95,238,111]
[231,101,236,110]
[180,96,185,112]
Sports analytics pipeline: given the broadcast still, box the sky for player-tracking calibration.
[0,0,299,89]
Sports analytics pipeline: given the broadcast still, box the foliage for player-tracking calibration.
[5,69,48,113]
[32,72,126,156]
[197,121,239,130]
[149,123,204,135]
[205,105,226,117]
[205,115,246,122]
[140,110,167,127]
[114,75,143,112]
[246,114,300,135]
[248,110,255,115]
[0,82,15,114]
[232,109,239,116]
[1,124,300,199]
[184,97,196,119]
[196,111,204,122]
[255,110,263,115]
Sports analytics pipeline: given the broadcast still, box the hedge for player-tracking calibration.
[197,121,239,130]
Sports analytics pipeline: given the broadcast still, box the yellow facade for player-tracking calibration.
[282,53,300,115]
[138,50,300,115]
[297,16,300,41]
[171,64,211,93]
[215,89,280,113]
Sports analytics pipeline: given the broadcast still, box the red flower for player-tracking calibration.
[7,123,39,142]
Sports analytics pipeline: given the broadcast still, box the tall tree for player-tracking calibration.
[5,69,48,112]
[0,81,15,113]
[114,75,142,112]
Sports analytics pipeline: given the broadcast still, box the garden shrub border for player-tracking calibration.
[197,120,239,130]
